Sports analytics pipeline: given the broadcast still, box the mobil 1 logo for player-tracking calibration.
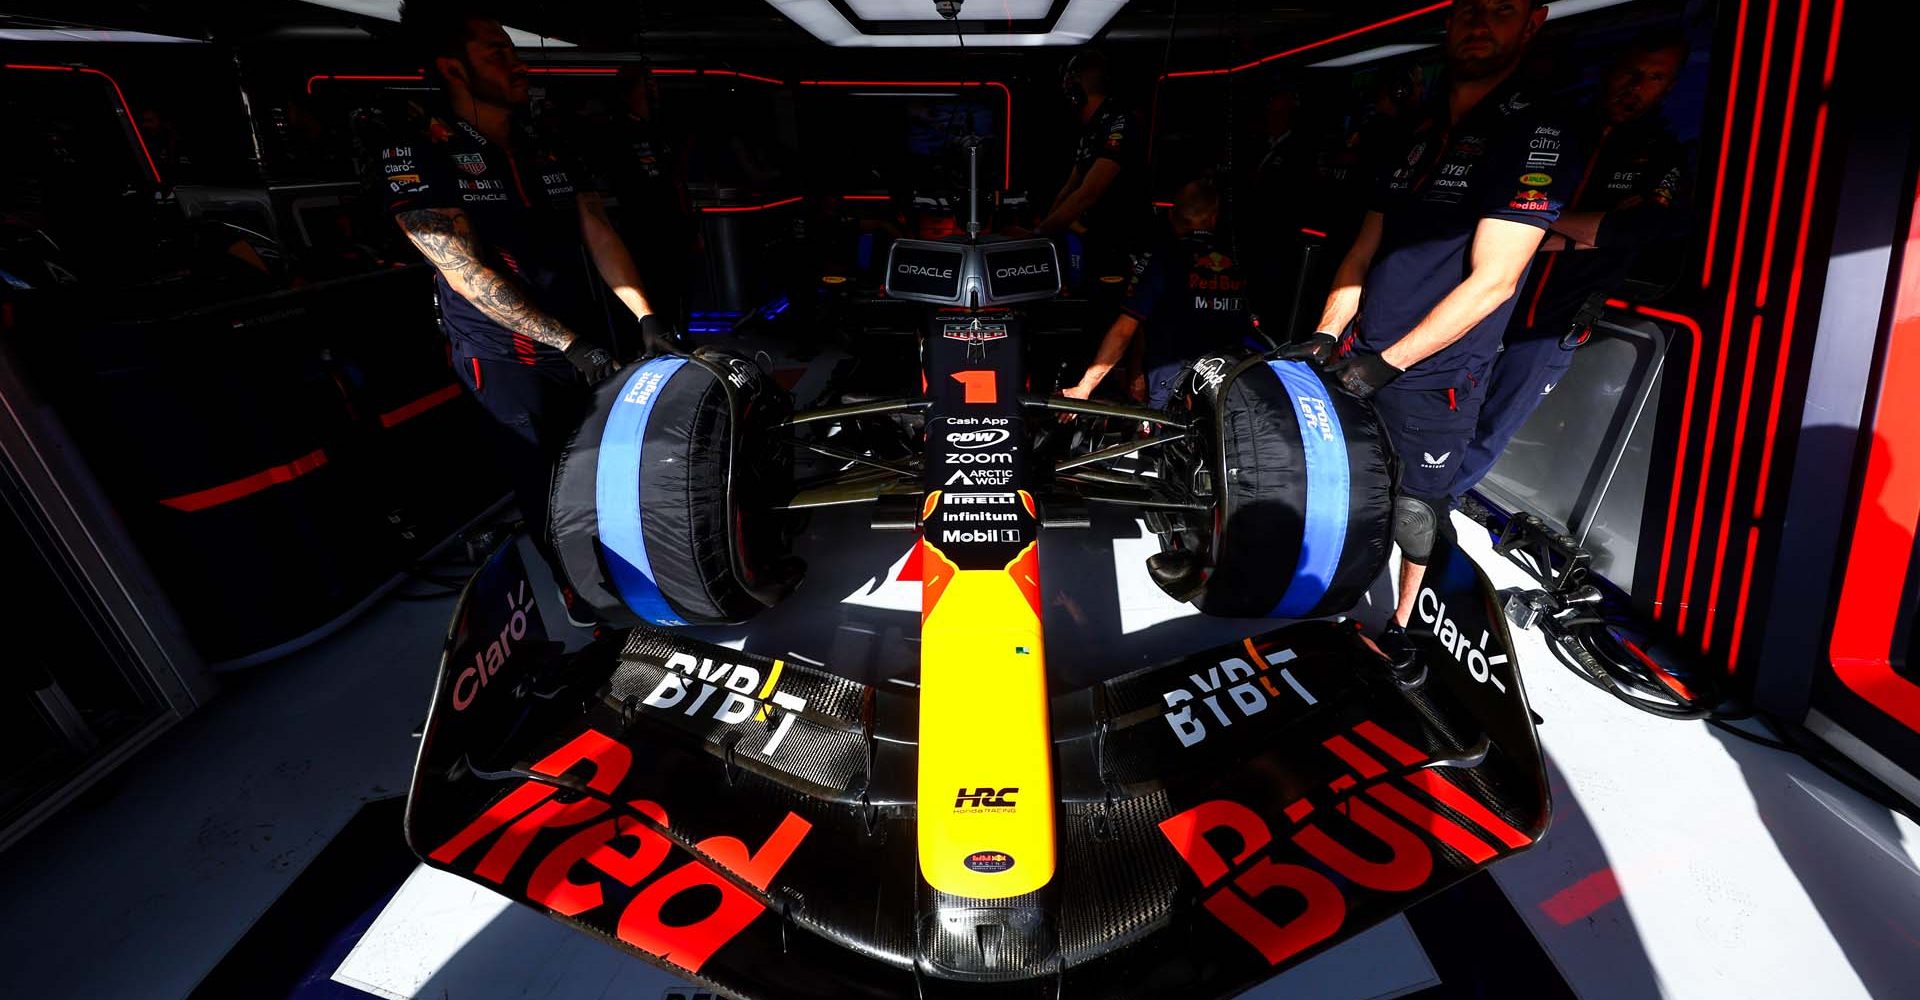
[925,488,1036,569]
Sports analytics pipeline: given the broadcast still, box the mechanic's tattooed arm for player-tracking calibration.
[395,207,578,350]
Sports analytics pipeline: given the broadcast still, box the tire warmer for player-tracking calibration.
[915,312,1057,977]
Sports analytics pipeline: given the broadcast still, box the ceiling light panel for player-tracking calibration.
[842,0,1052,20]
[768,0,1123,46]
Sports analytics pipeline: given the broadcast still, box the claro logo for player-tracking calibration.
[452,580,533,712]
[429,729,812,975]
[1414,587,1511,692]
[1158,720,1533,969]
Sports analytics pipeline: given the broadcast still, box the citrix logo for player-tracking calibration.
[955,787,1019,808]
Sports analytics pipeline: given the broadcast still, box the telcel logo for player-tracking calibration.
[1414,587,1510,692]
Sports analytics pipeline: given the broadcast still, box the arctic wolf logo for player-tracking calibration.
[1422,451,1452,468]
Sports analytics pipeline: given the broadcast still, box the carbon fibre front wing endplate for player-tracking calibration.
[405,533,1548,1000]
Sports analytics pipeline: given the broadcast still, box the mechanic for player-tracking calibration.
[1283,0,1580,631]
[1062,178,1250,408]
[1452,30,1690,497]
[378,1,676,605]
[1031,49,1150,290]
[595,63,696,350]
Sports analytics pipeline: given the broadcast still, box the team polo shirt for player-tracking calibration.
[376,106,600,369]
[1355,79,1584,387]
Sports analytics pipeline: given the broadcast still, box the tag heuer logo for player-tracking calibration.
[453,153,487,176]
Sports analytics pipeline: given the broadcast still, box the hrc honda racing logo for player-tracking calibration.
[427,729,811,974]
[1158,719,1533,968]
[954,786,1019,811]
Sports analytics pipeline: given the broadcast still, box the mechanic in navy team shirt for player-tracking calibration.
[595,63,697,347]
[1029,49,1150,289]
[1452,31,1691,497]
[377,1,677,593]
[1282,0,1580,630]
[1062,178,1250,408]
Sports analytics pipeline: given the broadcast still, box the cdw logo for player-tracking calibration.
[428,729,811,974]
[955,786,1019,808]
[1157,720,1533,968]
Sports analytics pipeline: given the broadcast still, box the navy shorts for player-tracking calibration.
[1367,371,1488,503]
[454,354,590,562]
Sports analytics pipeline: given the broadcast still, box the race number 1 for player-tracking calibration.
[951,370,997,405]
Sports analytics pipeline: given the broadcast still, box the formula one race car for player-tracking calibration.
[405,156,1549,999]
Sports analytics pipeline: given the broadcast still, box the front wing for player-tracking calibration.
[406,534,1547,999]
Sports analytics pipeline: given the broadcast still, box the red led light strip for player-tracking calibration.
[306,72,423,94]
[698,196,803,214]
[1700,310,1771,648]
[1828,163,1920,734]
[1753,1,1816,308]
[306,66,784,95]
[1732,0,1848,661]
[5,63,162,184]
[799,80,1013,188]
[378,383,463,429]
[1707,0,1817,652]
[1681,0,1782,639]
[1701,0,1754,287]
[1749,0,1845,524]
[158,449,329,513]
[1161,2,1450,79]
[1614,298,1703,623]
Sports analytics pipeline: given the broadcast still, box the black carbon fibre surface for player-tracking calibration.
[407,530,1548,1000]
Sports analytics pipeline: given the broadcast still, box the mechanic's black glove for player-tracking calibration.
[1322,352,1402,400]
[640,313,684,356]
[563,339,618,385]
[1272,332,1340,367]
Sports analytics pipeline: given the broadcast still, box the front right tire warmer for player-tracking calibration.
[549,350,802,627]
[1155,353,1399,620]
